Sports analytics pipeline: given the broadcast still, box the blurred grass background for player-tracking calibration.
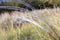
[1,0,60,9]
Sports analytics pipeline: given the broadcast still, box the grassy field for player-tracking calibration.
[0,8,60,40]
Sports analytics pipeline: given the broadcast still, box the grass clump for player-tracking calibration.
[0,9,60,40]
